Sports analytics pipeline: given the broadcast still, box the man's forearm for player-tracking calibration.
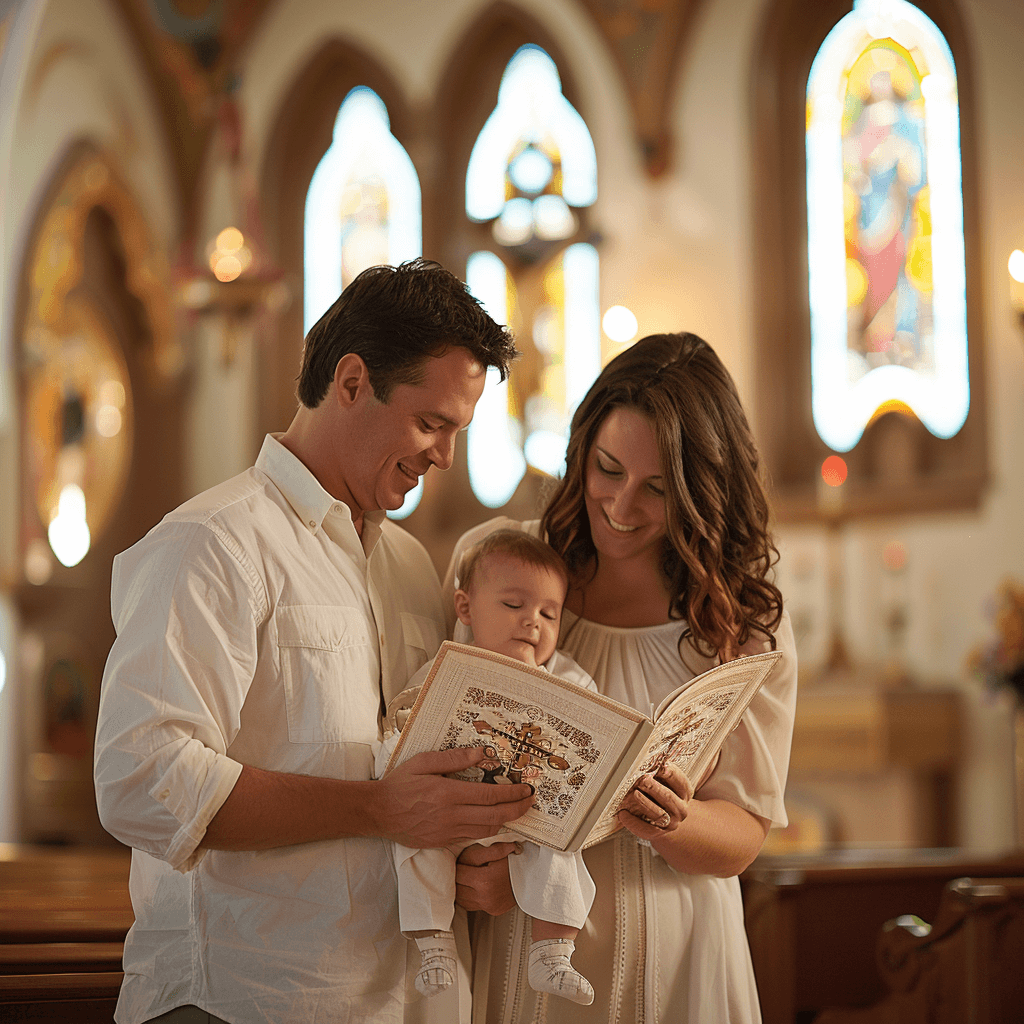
[201,749,537,853]
[202,764,378,850]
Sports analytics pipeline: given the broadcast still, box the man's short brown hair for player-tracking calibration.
[297,258,517,406]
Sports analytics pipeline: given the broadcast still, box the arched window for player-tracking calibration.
[751,0,984,519]
[304,85,423,517]
[464,45,599,508]
[806,0,968,453]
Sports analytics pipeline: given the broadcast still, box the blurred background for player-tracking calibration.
[0,0,1022,869]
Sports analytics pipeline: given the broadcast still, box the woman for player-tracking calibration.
[446,333,797,1024]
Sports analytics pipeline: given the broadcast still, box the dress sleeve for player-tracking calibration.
[693,610,798,827]
[93,521,263,871]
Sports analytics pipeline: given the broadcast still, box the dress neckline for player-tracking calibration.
[561,607,686,637]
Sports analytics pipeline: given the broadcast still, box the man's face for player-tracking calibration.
[455,553,566,668]
[342,347,486,518]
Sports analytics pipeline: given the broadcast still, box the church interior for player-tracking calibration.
[1,0,1023,1020]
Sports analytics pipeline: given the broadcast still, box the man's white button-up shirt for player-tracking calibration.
[94,434,446,1024]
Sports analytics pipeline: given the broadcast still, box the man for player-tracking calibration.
[94,260,533,1024]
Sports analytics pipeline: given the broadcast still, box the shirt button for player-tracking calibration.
[333,503,342,513]
[309,520,316,528]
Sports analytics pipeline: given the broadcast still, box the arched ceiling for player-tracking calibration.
[108,0,705,218]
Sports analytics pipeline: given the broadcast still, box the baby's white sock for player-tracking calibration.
[413,930,457,998]
[527,938,595,1005]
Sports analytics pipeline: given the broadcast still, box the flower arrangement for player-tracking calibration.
[968,579,1024,703]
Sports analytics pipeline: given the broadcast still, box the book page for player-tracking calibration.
[385,642,651,851]
[583,650,783,848]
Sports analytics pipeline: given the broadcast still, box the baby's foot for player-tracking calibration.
[527,938,595,1005]
[413,930,457,998]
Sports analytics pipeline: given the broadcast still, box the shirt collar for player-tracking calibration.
[255,433,386,540]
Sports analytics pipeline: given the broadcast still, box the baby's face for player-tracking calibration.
[456,554,565,667]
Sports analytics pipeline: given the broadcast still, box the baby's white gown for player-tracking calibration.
[450,519,798,1024]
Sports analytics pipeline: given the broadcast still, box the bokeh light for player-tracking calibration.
[216,227,244,252]
[47,484,91,567]
[24,539,53,586]
[882,539,908,572]
[821,455,848,488]
[207,226,252,283]
[602,305,638,343]
[1009,249,1024,284]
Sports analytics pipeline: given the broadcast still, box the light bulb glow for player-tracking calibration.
[211,254,242,282]
[216,227,244,252]
[47,484,91,567]
[1009,249,1024,284]
[821,455,848,487]
[602,305,638,343]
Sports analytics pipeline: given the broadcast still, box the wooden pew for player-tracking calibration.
[742,850,1024,1024]
[0,845,132,1023]
[814,876,1024,1024]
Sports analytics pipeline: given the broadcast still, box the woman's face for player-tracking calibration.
[584,407,668,562]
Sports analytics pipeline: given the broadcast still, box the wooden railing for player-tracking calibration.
[814,876,1024,1024]
[0,845,133,1024]
[742,849,1024,1024]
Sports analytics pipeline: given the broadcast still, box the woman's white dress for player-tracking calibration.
[448,518,798,1024]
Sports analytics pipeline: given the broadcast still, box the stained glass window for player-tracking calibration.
[465,45,599,505]
[304,86,423,517]
[806,0,967,452]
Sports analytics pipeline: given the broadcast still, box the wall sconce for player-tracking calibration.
[1010,249,1024,325]
[178,274,289,366]
[175,95,289,364]
[177,225,289,365]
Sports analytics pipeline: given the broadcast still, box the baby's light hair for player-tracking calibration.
[457,530,569,595]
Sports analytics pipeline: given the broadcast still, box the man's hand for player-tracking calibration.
[455,842,518,915]
[376,748,535,848]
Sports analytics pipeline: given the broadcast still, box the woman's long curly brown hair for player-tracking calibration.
[541,333,783,658]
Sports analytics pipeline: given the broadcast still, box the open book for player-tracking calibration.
[382,641,783,853]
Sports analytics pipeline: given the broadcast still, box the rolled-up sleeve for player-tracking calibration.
[94,520,266,871]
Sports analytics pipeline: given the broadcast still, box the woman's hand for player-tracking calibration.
[454,841,520,915]
[616,763,694,841]
[619,763,771,876]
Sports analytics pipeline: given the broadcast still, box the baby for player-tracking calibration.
[376,530,597,1006]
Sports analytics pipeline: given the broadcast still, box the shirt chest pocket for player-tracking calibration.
[277,605,381,744]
